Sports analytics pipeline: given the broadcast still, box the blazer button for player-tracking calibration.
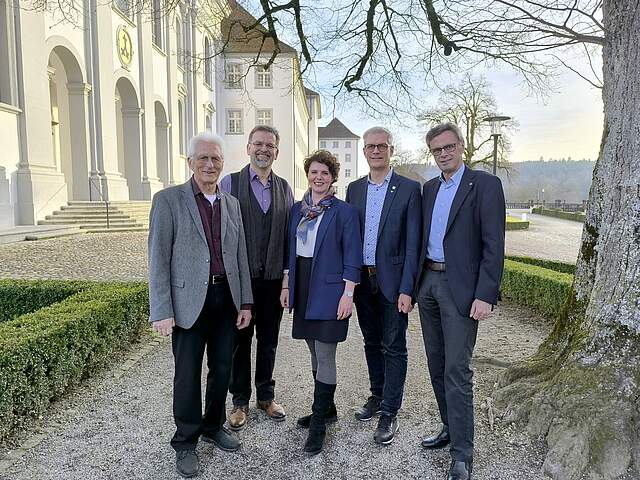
[203,281,208,285]
[205,259,210,262]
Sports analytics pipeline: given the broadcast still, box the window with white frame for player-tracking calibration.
[204,37,212,87]
[332,141,339,148]
[345,140,351,148]
[178,99,186,155]
[319,140,326,148]
[227,109,243,134]
[345,169,351,178]
[255,65,272,88]
[225,63,242,89]
[205,114,212,132]
[152,0,164,49]
[114,0,134,19]
[256,109,272,126]
[345,153,351,162]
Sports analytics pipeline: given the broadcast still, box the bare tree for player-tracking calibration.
[418,75,518,172]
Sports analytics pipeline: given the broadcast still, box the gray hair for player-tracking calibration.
[187,132,225,159]
[363,126,394,145]
[425,122,464,146]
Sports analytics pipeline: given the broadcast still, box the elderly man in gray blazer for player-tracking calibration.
[148,132,253,479]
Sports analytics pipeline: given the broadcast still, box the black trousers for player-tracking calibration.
[229,277,283,405]
[170,282,237,451]
[417,269,478,462]
[354,273,409,417]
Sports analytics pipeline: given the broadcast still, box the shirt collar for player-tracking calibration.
[249,166,272,186]
[190,175,220,197]
[368,168,393,186]
[439,163,465,187]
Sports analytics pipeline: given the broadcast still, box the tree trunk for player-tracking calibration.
[494,1,640,478]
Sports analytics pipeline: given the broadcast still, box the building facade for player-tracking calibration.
[318,118,360,199]
[0,0,319,227]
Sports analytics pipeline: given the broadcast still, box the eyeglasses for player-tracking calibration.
[430,143,458,157]
[364,143,391,152]
[250,141,278,150]
[195,156,223,165]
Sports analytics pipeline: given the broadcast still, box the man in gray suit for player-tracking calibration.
[148,132,253,478]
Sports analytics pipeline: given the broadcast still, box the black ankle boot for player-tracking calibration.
[297,372,338,428]
[304,380,336,455]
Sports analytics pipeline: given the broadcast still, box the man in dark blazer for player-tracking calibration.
[148,132,253,478]
[346,126,422,445]
[417,122,505,480]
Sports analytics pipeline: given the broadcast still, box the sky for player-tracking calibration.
[319,66,604,174]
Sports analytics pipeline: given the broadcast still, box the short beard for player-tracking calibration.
[254,157,272,169]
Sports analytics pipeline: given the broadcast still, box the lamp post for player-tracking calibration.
[483,115,511,175]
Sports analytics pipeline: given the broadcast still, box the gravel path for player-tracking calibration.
[0,231,569,479]
[505,213,582,263]
[1,304,549,480]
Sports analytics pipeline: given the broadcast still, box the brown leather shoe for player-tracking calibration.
[228,405,249,431]
[256,399,286,421]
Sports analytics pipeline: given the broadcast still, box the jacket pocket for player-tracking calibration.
[171,278,185,288]
[391,255,403,265]
[325,273,344,284]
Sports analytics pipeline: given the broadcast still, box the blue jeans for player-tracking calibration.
[354,273,408,416]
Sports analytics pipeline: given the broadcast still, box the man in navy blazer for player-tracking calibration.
[417,122,505,480]
[346,126,422,445]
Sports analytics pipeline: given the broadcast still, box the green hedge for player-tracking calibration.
[532,207,585,223]
[505,255,576,275]
[0,280,91,323]
[0,282,149,442]
[501,259,573,318]
[505,218,530,230]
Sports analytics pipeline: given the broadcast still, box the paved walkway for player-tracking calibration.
[505,213,582,263]
[0,231,568,479]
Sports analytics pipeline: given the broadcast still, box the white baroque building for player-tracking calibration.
[0,0,319,227]
[318,118,360,199]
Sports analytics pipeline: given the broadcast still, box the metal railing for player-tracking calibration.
[88,177,110,229]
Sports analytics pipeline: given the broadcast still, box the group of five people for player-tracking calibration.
[148,122,506,480]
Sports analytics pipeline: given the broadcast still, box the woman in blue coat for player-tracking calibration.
[280,150,362,455]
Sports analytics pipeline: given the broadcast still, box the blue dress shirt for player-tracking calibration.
[427,164,466,262]
[363,168,393,265]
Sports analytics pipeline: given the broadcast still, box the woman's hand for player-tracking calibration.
[280,288,289,308]
[337,294,353,320]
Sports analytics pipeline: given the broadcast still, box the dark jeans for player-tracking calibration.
[417,269,478,462]
[170,282,237,451]
[354,273,408,416]
[230,277,283,405]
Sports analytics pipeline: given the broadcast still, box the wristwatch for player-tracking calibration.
[344,291,354,298]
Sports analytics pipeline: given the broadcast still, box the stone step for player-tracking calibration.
[83,226,149,233]
[48,213,130,219]
[0,225,84,244]
[39,218,141,226]
[25,227,84,241]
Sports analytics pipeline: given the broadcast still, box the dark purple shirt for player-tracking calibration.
[219,167,295,212]
[191,177,225,276]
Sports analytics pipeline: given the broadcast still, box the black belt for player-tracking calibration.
[208,274,227,285]
[424,260,446,272]
[364,265,377,276]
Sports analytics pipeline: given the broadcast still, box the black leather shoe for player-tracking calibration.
[201,426,241,452]
[374,414,399,445]
[354,396,382,422]
[421,425,450,449]
[447,460,472,480]
[176,449,199,478]
[297,404,338,428]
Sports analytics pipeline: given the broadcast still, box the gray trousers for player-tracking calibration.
[305,339,338,385]
[417,270,478,462]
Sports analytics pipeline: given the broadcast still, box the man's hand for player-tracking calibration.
[152,317,175,336]
[236,309,252,329]
[337,295,353,320]
[280,288,289,308]
[470,299,492,321]
[397,293,413,314]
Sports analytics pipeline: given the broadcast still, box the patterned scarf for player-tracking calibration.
[296,188,335,244]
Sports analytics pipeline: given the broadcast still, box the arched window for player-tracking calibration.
[0,0,14,105]
[152,0,164,49]
[175,17,184,68]
[205,114,211,132]
[178,99,185,155]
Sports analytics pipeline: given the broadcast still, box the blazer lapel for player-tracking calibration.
[355,178,367,240]
[445,168,475,236]
[312,205,337,259]
[180,181,207,244]
[219,191,229,243]
[377,173,399,240]
[423,179,439,239]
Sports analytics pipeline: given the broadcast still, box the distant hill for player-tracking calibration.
[395,160,595,203]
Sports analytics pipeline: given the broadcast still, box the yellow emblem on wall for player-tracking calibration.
[117,26,134,67]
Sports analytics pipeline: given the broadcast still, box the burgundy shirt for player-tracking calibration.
[191,177,225,276]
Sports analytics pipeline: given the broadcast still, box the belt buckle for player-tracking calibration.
[210,274,225,284]
[366,266,376,276]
